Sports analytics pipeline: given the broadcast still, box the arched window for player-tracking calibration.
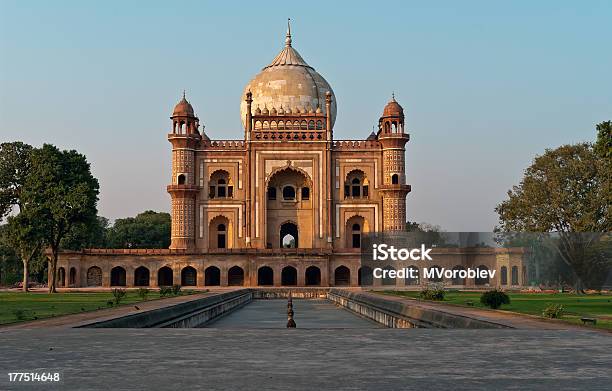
[305,266,321,286]
[228,266,244,286]
[158,266,173,286]
[209,170,233,199]
[352,223,361,248]
[475,265,489,286]
[134,266,150,287]
[110,266,126,286]
[351,178,361,197]
[217,223,226,249]
[209,216,230,249]
[280,222,298,248]
[334,266,351,286]
[451,266,466,285]
[359,266,373,286]
[181,266,197,286]
[258,266,274,286]
[205,266,220,286]
[69,267,76,286]
[345,170,368,199]
[382,265,396,286]
[405,265,419,285]
[501,266,508,285]
[58,267,66,287]
[281,266,297,286]
[177,174,186,185]
[267,186,277,200]
[511,266,519,285]
[391,174,399,184]
[428,265,443,282]
[301,187,310,200]
[86,266,102,287]
[282,186,296,200]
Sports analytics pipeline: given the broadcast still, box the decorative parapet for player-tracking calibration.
[333,140,381,150]
[203,140,245,149]
[253,130,325,141]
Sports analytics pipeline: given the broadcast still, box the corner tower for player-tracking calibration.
[378,95,411,231]
[167,93,201,250]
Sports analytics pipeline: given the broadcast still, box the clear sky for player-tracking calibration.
[1,0,610,231]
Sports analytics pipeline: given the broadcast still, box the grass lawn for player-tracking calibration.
[380,291,612,330]
[0,290,195,325]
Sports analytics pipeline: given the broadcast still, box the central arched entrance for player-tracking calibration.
[280,222,298,248]
[266,166,313,249]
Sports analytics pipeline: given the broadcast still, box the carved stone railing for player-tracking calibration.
[204,140,245,149]
[333,140,381,150]
[252,131,325,141]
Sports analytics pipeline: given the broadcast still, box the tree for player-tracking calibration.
[4,213,45,291]
[594,120,611,159]
[496,140,611,290]
[0,142,33,217]
[61,216,109,250]
[0,142,45,291]
[22,144,99,293]
[0,225,22,287]
[106,211,170,249]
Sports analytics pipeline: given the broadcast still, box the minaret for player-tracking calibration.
[167,92,201,250]
[378,94,411,231]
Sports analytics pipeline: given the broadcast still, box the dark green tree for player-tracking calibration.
[496,140,611,290]
[22,144,99,293]
[61,216,109,250]
[106,211,170,249]
[0,142,47,291]
[0,142,33,217]
[594,120,611,159]
[4,213,45,292]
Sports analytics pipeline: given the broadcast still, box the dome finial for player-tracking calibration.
[285,18,292,47]
[392,91,395,101]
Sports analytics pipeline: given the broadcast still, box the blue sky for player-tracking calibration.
[1,0,610,231]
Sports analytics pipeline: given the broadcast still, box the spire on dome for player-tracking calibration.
[285,18,292,47]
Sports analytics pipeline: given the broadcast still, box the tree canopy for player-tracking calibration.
[106,210,171,249]
[21,144,100,292]
[496,122,611,290]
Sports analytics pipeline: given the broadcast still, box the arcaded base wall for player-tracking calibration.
[52,248,525,289]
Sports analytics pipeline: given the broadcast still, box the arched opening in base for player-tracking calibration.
[305,266,321,286]
[281,266,297,286]
[258,266,274,286]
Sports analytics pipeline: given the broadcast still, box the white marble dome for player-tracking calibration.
[240,25,337,129]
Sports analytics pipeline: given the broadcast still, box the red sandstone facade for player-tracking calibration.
[54,24,525,289]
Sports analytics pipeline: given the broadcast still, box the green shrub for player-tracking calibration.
[480,289,510,309]
[419,284,446,301]
[12,309,28,321]
[112,288,127,305]
[137,288,150,300]
[172,284,182,295]
[159,286,173,297]
[542,303,564,318]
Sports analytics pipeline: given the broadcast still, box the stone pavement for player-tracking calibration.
[0,328,610,390]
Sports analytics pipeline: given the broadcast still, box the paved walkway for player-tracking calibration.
[0,328,610,390]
